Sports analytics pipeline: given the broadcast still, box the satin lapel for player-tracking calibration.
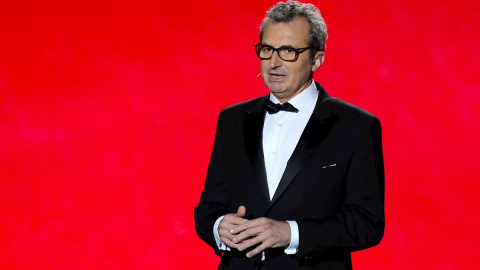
[244,96,270,202]
[269,83,335,207]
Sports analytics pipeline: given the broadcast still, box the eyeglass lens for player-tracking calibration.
[257,45,298,61]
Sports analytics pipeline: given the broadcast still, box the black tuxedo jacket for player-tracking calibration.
[195,83,385,269]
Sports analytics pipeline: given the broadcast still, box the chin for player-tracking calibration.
[266,83,286,93]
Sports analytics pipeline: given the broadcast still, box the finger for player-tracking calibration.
[236,231,264,252]
[235,220,291,250]
[218,227,234,240]
[236,205,246,217]
[230,217,265,235]
[219,222,255,242]
[219,234,239,249]
[221,214,248,227]
[218,227,240,248]
[232,225,264,243]
[246,241,270,258]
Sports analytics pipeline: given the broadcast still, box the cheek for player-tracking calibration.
[293,63,311,80]
[260,61,268,70]
[260,63,268,79]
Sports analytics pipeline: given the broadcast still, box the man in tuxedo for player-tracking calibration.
[194,1,384,269]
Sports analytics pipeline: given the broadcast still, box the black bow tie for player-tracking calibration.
[265,99,299,114]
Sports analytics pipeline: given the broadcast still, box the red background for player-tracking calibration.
[1,0,479,269]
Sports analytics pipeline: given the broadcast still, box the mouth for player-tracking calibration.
[268,73,286,82]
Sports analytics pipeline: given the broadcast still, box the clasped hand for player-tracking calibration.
[218,206,291,258]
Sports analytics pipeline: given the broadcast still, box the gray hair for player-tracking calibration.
[260,1,328,52]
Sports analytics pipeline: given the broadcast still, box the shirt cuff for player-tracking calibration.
[214,215,231,251]
[285,220,299,255]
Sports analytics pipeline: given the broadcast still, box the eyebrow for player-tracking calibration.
[260,43,297,48]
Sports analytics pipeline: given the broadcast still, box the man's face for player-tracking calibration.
[260,17,324,102]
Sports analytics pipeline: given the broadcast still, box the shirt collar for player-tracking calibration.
[269,80,318,114]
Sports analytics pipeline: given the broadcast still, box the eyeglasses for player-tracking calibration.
[254,43,313,62]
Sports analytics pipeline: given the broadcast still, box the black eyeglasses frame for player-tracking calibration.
[254,43,314,62]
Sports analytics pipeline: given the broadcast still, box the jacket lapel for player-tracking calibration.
[244,96,270,203]
[269,83,337,207]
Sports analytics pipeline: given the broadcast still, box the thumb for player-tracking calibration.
[236,205,246,218]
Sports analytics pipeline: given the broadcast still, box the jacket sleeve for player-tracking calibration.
[296,116,385,259]
[194,110,229,254]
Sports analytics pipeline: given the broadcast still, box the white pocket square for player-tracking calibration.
[321,164,337,169]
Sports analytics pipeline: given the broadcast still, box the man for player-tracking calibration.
[194,1,385,269]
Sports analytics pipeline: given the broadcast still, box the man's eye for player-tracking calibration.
[262,47,273,52]
[284,48,295,54]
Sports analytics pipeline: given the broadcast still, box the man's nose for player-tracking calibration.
[269,50,283,68]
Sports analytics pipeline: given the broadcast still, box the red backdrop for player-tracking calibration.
[1,0,479,269]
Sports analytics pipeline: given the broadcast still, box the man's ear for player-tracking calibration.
[311,51,325,72]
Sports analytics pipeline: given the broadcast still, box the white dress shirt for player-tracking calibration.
[214,80,319,257]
